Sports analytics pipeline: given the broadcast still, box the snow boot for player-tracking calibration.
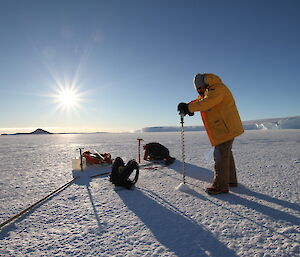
[205,186,229,195]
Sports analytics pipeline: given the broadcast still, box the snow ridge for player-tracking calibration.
[142,116,300,132]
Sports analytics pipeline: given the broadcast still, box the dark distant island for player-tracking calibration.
[1,128,109,136]
[31,128,53,134]
[1,128,53,136]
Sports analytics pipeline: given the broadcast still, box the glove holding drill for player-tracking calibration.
[177,102,194,117]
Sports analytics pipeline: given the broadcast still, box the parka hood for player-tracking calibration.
[205,73,223,86]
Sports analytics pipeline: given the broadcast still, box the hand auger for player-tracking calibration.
[179,113,186,184]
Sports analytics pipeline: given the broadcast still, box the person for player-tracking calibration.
[143,142,176,165]
[177,73,244,195]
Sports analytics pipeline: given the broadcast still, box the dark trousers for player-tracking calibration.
[213,139,237,190]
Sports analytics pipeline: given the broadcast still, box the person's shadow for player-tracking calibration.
[168,160,213,184]
[118,187,238,257]
[224,185,300,226]
[168,160,300,227]
[230,185,300,213]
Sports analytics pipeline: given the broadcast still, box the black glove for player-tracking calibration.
[177,102,194,116]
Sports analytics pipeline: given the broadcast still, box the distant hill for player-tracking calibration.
[1,129,110,136]
[1,128,53,136]
[31,128,52,134]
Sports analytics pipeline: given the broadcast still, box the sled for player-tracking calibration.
[83,150,113,165]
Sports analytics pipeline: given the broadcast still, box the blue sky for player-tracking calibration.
[0,0,299,133]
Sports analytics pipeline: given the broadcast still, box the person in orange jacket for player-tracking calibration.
[178,73,244,195]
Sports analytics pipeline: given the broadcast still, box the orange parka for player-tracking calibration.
[188,73,244,146]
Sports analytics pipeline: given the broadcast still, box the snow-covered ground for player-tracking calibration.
[0,130,299,256]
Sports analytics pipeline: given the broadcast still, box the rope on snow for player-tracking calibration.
[0,177,79,229]
[0,170,113,229]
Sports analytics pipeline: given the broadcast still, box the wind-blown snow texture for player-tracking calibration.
[1,130,299,256]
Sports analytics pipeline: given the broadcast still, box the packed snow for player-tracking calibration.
[0,130,299,256]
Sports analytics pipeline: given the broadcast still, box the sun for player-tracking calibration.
[57,88,79,108]
[51,84,83,111]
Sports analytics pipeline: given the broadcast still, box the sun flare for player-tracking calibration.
[57,88,79,108]
[51,84,84,112]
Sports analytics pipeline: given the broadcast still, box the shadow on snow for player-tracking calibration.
[167,160,300,230]
[169,160,299,215]
[118,187,238,257]
[0,180,75,239]
[0,174,107,239]
[74,175,106,233]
